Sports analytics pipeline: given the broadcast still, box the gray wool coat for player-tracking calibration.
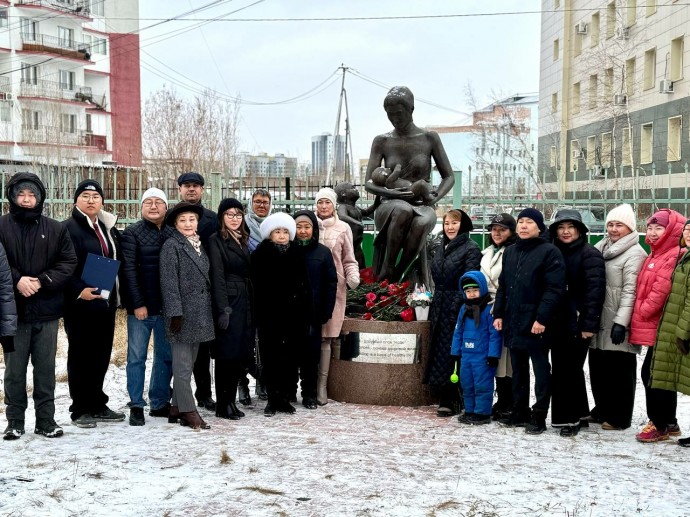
[159,230,215,345]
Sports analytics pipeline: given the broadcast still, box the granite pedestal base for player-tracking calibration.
[328,318,433,406]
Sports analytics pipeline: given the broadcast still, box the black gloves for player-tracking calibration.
[170,316,183,334]
[676,337,690,356]
[486,356,499,368]
[217,307,232,331]
[610,323,626,345]
[0,335,14,353]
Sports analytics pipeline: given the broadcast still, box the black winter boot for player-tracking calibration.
[525,411,547,435]
[492,376,513,419]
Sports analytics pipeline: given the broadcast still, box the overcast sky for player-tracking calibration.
[138,0,542,164]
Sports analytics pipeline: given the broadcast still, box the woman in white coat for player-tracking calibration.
[314,188,360,405]
[590,204,646,430]
[480,213,517,420]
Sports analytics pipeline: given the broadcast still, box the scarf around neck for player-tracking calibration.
[186,234,202,256]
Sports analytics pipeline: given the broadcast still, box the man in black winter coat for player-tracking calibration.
[120,188,175,426]
[0,173,77,439]
[493,208,565,435]
[293,210,337,409]
[177,172,218,410]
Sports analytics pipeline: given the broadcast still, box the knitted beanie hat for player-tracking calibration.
[315,187,337,207]
[517,207,545,232]
[606,203,636,232]
[74,179,104,201]
[141,187,167,207]
[260,212,296,241]
[11,180,42,204]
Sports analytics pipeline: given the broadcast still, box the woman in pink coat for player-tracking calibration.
[315,188,360,405]
[630,208,686,442]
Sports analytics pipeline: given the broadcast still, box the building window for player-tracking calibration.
[646,0,656,16]
[622,127,632,166]
[0,8,8,28]
[668,116,682,161]
[20,63,38,85]
[625,58,636,96]
[22,109,41,129]
[0,103,10,123]
[627,0,637,26]
[589,74,598,108]
[573,82,581,114]
[591,12,600,46]
[90,0,105,17]
[551,92,558,113]
[601,132,612,168]
[606,2,616,39]
[671,37,684,81]
[640,123,653,164]
[553,38,559,61]
[59,70,75,90]
[61,114,77,134]
[604,67,614,99]
[643,48,656,90]
[587,136,597,168]
[86,113,92,133]
[20,18,38,39]
[58,26,74,48]
[571,140,581,171]
[84,34,107,55]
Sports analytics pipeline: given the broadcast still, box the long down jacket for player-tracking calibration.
[629,209,686,346]
[318,214,359,338]
[0,243,17,338]
[424,219,481,387]
[208,232,253,361]
[592,232,647,353]
[551,235,606,338]
[493,236,565,350]
[650,249,690,394]
[159,230,215,345]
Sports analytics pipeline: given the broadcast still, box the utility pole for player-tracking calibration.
[328,64,353,185]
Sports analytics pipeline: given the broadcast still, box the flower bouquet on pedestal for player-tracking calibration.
[406,284,432,321]
[346,268,414,321]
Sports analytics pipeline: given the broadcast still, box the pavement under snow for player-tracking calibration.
[1,331,689,517]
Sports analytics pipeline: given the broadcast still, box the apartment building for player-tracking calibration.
[538,0,689,196]
[0,0,140,170]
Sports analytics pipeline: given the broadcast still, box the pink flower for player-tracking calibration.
[363,313,373,320]
[365,292,377,302]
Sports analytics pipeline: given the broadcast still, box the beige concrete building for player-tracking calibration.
[538,0,689,198]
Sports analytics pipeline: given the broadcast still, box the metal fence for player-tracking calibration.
[1,163,687,231]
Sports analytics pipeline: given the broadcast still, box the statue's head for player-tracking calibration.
[383,86,414,112]
[334,182,359,203]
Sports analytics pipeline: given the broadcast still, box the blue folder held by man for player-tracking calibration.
[81,253,120,299]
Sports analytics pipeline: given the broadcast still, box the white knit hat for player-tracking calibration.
[260,212,296,241]
[606,203,636,232]
[315,187,337,207]
[142,187,168,207]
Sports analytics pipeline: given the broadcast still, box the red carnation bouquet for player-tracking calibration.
[346,268,415,321]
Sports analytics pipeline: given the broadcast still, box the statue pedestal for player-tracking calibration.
[328,318,434,406]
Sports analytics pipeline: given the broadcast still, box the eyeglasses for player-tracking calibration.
[142,200,166,207]
[224,212,243,220]
[253,200,270,206]
[79,194,102,202]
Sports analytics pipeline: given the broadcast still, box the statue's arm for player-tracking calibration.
[337,205,363,226]
[360,196,380,217]
[429,131,455,200]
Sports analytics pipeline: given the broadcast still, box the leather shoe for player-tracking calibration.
[238,385,251,406]
[197,397,216,411]
[229,402,245,419]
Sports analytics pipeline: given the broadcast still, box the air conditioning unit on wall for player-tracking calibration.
[576,22,588,34]
[659,79,674,93]
[613,93,628,106]
[615,26,630,40]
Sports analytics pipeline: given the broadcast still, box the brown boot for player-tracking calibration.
[179,411,210,430]
[168,405,180,424]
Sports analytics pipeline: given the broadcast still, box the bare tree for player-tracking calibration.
[142,85,240,187]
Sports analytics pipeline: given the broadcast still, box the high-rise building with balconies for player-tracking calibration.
[0,0,140,169]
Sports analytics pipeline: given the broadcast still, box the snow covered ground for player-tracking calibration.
[1,329,690,517]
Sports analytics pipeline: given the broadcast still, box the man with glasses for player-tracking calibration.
[0,173,76,439]
[246,189,272,252]
[177,172,219,411]
[120,188,174,425]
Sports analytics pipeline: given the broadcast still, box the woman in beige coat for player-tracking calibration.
[315,188,360,405]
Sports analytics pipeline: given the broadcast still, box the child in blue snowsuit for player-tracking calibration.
[451,271,502,425]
